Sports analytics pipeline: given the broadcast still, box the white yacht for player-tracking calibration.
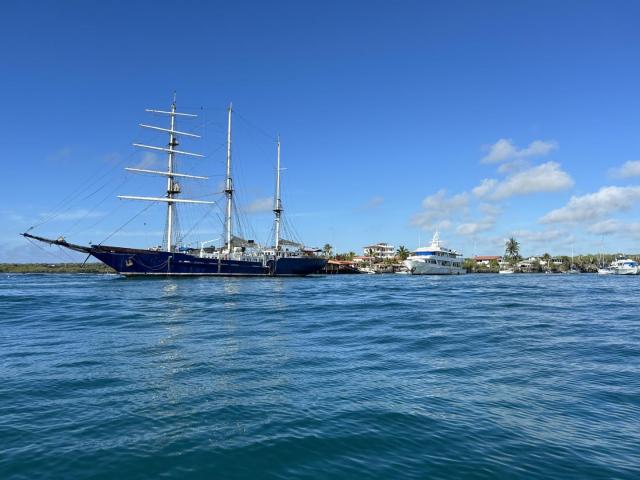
[610,258,639,275]
[403,231,466,275]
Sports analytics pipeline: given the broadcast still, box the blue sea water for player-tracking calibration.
[1,273,639,479]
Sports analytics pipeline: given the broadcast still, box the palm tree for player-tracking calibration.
[463,258,477,272]
[322,243,333,257]
[505,237,520,265]
[396,245,410,261]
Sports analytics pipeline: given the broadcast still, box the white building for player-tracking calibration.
[473,255,502,267]
[363,243,395,259]
[352,256,370,264]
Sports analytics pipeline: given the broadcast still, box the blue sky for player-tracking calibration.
[4,0,640,262]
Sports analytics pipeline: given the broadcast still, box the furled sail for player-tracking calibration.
[279,238,303,248]
[230,235,257,248]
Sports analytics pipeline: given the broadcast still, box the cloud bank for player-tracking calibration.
[474,162,574,200]
[609,160,640,179]
[541,186,640,224]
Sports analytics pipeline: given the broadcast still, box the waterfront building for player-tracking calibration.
[352,255,374,264]
[363,243,395,259]
[473,255,502,267]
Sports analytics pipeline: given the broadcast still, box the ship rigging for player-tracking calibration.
[23,96,326,276]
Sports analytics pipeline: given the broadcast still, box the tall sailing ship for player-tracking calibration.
[23,98,327,276]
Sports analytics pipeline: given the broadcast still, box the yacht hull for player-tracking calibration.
[612,267,638,275]
[403,260,466,275]
[609,259,639,275]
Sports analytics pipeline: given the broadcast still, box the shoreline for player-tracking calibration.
[0,263,116,274]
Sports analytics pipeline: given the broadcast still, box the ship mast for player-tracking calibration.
[120,95,213,252]
[274,136,282,252]
[224,103,233,253]
[165,96,178,252]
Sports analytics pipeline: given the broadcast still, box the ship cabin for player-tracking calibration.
[410,246,463,268]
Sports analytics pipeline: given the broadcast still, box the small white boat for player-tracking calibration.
[498,268,514,274]
[610,258,639,275]
[358,266,377,274]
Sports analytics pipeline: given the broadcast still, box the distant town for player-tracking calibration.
[321,240,640,274]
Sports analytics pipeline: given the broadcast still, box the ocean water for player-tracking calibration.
[1,273,639,479]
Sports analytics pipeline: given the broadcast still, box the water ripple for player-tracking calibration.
[1,273,639,479]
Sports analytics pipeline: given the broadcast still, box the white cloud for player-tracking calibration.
[478,203,502,217]
[482,235,511,251]
[541,186,640,224]
[520,140,558,158]
[133,152,160,169]
[244,197,273,213]
[472,179,497,197]
[456,219,495,236]
[588,219,640,237]
[588,219,620,235]
[609,160,640,179]
[474,162,574,200]
[482,139,557,163]
[511,229,566,243]
[411,189,469,229]
[421,190,469,211]
[497,159,530,174]
[456,203,500,236]
[438,220,453,230]
[410,211,442,230]
[360,196,384,210]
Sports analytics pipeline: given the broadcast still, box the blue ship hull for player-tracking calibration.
[91,246,326,277]
[22,233,327,277]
